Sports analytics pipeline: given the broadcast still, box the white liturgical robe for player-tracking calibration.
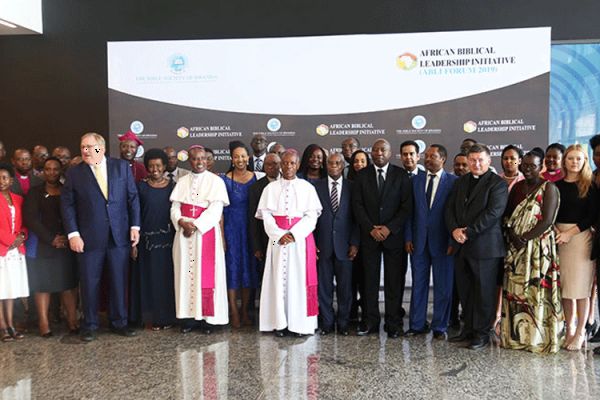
[256,177,322,334]
[170,171,230,324]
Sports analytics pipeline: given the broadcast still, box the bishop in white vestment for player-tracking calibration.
[170,146,230,326]
[256,150,322,335]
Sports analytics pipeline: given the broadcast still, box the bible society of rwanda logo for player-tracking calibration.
[169,54,187,74]
[396,52,418,71]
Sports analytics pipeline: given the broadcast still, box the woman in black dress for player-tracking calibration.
[24,157,78,337]
[130,149,176,330]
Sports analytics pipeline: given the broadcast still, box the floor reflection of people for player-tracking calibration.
[0,351,31,400]
[178,341,229,399]
[259,336,320,399]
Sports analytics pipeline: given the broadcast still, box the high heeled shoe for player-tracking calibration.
[7,327,24,340]
[1,329,14,342]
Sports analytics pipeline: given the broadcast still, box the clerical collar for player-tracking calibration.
[19,174,28,179]
[191,170,206,176]
[547,169,561,176]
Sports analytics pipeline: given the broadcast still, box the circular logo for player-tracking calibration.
[130,120,144,134]
[396,53,418,71]
[135,145,144,159]
[177,127,189,138]
[415,140,426,154]
[463,121,478,134]
[316,124,329,136]
[267,118,281,132]
[177,150,189,162]
[411,115,427,130]
[169,54,187,74]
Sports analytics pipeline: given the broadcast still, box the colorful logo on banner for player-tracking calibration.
[169,54,187,74]
[316,124,329,136]
[135,145,145,158]
[396,52,418,71]
[177,150,189,162]
[177,127,190,138]
[411,115,427,129]
[463,120,478,133]
[130,120,144,134]
[267,118,281,132]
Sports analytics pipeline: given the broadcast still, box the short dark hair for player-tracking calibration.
[0,162,15,178]
[430,144,447,160]
[453,153,467,161]
[143,148,168,169]
[204,147,214,155]
[462,138,476,144]
[344,137,361,147]
[545,143,565,154]
[43,156,62,168]
[400,140,419,153]
[467,143,491,156]
[589,134,600,151]
[529,147,545,160]
[501,145,523,159]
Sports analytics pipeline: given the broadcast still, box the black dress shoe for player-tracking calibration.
[593,346,600,355]
[590,329,600,343]
[357,324,379,336]
[275,329,287,337]
[449,331,472,343]
[199,321,213,335]
[433,331,448,340]
[110,326,137,337]
[387,330,401,339]
[180,326,193,334]
[405,328,428,336]
[337,326,349,336]
[80,330,96,342]
[318,327,333,336]
[468,336,489,350]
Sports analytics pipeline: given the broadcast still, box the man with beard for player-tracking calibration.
[163,146,189,182]
[119,130,147,183]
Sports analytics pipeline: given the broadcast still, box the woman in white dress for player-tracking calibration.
[0,163,29,341]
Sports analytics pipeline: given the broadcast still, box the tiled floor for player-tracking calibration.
[1,319,599,400]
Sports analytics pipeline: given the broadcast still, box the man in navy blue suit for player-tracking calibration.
[61,132,140,341]
[314,153,359,336]
[405,144,457,340]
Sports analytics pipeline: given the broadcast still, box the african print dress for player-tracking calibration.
[501,181,564,353]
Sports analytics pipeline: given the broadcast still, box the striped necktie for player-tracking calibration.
[331,181,339,213]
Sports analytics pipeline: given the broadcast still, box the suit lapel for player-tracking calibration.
[381,165,396,200]
[430,171,446,208]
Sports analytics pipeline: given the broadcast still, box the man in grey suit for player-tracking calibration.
[445,143,508,350]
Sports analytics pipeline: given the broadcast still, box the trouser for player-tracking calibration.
[317,253,353,330]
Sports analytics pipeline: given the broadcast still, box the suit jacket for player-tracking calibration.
[10,172,43,196]
[248,154,266,172]
[0,192,27,256]
[445,170,508,258]
[314,178,359,260]
[248,176,271,255]
[61,157,141,251]
[164,167,190,183]
[352,164,413,249]
[405,170,457,256]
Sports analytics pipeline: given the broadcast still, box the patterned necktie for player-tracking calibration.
[255,158,263,171]
[426,174,436,208]
[94,164,108,199]
[331,181,339,213]
[168,172,175,180]
[377,168,385,195]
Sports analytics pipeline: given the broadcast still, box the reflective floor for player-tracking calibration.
[1,319,600,400]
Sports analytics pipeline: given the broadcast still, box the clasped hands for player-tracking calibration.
[278,232,295,246]
[178,219,198,238]
[370,225,390,242]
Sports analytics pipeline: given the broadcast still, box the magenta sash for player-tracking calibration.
[273,216,318,317]
[181,203,216,317]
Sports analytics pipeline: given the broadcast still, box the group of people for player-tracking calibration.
[1,132,600,356]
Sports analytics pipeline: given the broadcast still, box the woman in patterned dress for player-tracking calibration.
[501,150,563,353]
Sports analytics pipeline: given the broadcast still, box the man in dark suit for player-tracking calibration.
[445,143,508,350]
[405,144,457,340]
[61,132,141,341]
[249,133,267,172]
[314,153,359,336]
[353,139,413,338]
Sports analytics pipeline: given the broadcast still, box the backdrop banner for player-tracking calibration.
[108,27,551,170]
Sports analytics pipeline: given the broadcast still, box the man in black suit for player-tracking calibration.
[353,139,413,338]
[445,143,508,350]
[314,153,359,336]
[249,133,268,172]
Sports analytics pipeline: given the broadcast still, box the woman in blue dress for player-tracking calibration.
[222,141,264,328]
[130,149,176,330]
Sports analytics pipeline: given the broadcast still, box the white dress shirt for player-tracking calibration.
[425,168,444,208]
